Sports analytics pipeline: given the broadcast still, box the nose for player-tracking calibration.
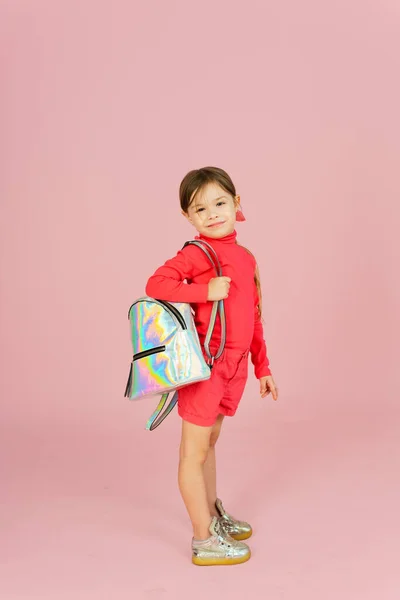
[206,207,218,220]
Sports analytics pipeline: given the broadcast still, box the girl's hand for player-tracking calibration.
[259,376,279,400]
[207,276,232,301]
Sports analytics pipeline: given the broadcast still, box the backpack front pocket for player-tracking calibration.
[125,344,178,400]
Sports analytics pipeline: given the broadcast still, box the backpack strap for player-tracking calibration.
[145,391,178,431]
[182,239,226,366]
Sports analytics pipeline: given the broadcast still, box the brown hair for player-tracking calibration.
[179,166,263,318]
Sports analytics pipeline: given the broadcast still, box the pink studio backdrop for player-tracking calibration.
[1,1,399,599]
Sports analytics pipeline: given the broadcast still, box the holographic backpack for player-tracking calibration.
[124,240,226,431]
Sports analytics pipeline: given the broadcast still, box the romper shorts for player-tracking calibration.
[178,348,250,427]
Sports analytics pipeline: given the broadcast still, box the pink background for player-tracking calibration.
[1,1,399,598]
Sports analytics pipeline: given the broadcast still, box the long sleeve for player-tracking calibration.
[145,246,209,303]
[250,284,272,379]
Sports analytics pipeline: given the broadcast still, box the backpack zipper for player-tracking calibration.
[127,299,187,330]
[156,300,187,330]
[133,345,166,361]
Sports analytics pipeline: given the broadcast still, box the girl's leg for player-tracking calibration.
[178,419,213,540]
[203,414,225,517]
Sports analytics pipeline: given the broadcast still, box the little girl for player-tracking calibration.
[145,166,278,566]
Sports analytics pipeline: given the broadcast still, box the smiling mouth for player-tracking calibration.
[207,221,225,228]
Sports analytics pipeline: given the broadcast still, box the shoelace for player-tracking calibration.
[219,516,236,533]
[213,522,233,547]
[217,535,232,547]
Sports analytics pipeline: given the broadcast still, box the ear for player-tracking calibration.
[234,195,246,222]
[181,210,192,223]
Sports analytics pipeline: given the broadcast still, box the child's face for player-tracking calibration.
[183,182,240,239]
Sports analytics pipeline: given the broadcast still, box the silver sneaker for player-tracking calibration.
[215,498,253,541]
[192,516,251,566]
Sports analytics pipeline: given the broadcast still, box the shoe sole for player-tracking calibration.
[230,529,252,541]
[192,551,251,566]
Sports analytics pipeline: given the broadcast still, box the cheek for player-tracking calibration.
[191,213,205,225]
[225,206,236,218]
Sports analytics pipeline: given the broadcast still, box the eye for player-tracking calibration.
[196,207,205,213]
[216,201,225,206]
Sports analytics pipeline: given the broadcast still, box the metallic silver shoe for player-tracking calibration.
[192,516,251,566]
[215,498,253,541]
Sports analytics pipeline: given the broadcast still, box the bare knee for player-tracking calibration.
[179,420,212,465]
[180,442,208,465]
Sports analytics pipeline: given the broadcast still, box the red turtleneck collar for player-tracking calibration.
[196,229,238,244]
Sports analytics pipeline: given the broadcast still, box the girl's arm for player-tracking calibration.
[145,245,210,303]
[250,284,272,378]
